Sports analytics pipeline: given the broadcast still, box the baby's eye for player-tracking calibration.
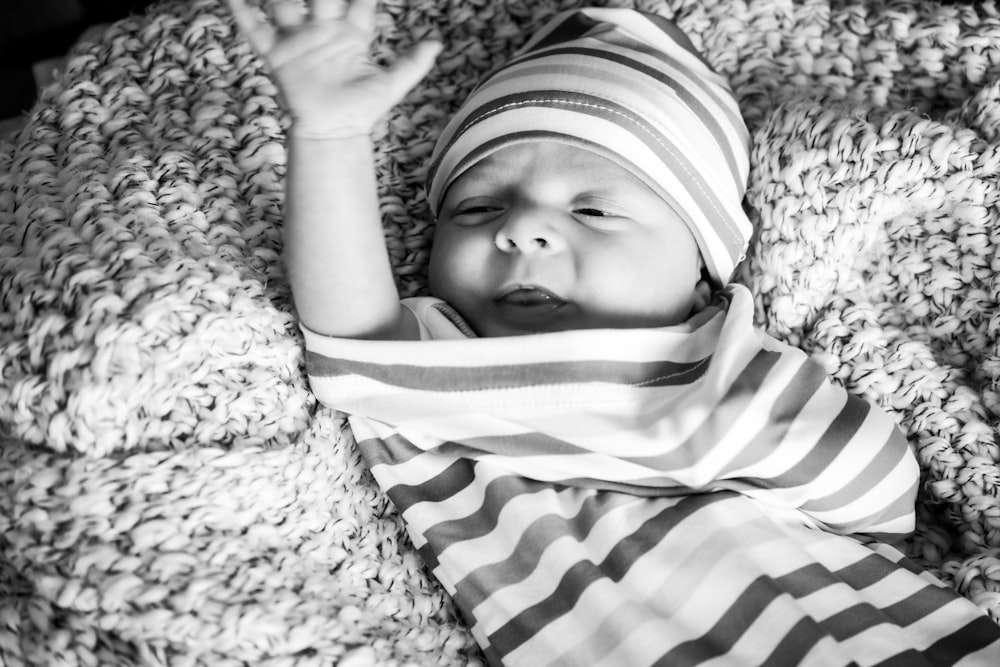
[572,197,628,221]
[459,205,501,215]
[573,206,630,228]
[574,208,609,217]
[446,199,505,225]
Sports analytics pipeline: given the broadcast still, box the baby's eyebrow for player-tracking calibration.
[446,167,511,199]
[462,158,508,183]
[576,184,626,196]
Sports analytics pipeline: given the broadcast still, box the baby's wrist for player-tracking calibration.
[287,112,372,140]
[288,123,371,141]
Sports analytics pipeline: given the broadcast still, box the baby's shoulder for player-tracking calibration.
[401,297,478,340]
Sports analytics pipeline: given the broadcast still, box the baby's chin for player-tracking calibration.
[464,303,699,337]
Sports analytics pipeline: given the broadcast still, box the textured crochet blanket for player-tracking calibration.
[2,0,1000,664]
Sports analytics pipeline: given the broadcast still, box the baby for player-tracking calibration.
[230,1,1000,664]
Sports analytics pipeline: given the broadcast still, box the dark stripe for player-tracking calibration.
[881,582,985,629]
[416,542,440,571]
[482,644,505,667]
[823,603,900,641]
[453,491,643,610]
[801,413,907,511]
[364,446,479,509]
[776,561,842,598]
[656,575,799,666]
[881,551,938,577]
[419,473,549,554]
[766,385,870,490]
[870,649,932,667]
[759,617,831,667]
[504,45,744,187]
[307,347,710,391]
[436,432,594,459]
[722,354,827,475]
[356,432,424,467]
[661,561,846,666]
[917,615,1000,665]
[544,477,703,496]
[831,552,902,590]
[487,492,728,657]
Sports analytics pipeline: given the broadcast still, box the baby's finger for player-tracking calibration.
[383,39,442,102]
[228,0,277,53]
[310,0,346,22]
[270,0,306,29]
[344,0,378,32]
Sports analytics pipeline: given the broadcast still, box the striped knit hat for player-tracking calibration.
[426,8,753,285]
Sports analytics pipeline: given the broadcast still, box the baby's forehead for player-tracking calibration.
[457,141,651,184]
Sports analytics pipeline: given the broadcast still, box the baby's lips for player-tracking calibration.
[492,286,569,324]
[496,286,566,306]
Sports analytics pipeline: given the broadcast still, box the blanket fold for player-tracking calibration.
[304,291,998,666]
[304,286,918,540]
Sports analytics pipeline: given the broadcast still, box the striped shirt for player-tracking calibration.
[303,285,1000,666]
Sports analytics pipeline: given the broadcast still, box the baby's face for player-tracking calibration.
[428,142,705,336]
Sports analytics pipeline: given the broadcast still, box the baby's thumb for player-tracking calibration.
[385,40,443,100]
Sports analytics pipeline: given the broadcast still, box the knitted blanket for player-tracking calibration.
[1,0,999,664]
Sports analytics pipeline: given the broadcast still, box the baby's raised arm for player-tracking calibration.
[229,0,440,339]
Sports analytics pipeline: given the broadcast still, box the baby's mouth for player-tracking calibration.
[493,286,568,322]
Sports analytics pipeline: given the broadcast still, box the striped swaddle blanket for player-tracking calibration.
[303,285,1000,666]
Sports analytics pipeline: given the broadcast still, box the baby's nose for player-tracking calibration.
[494,206,565,253]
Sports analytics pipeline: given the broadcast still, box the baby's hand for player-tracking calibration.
[229,0,441,138]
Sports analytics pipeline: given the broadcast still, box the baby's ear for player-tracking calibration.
[691,280,713,314]
[690,265,713,314]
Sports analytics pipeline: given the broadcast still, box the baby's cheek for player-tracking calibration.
[428,229,491,298]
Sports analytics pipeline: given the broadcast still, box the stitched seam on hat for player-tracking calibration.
[469,98,745,258]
